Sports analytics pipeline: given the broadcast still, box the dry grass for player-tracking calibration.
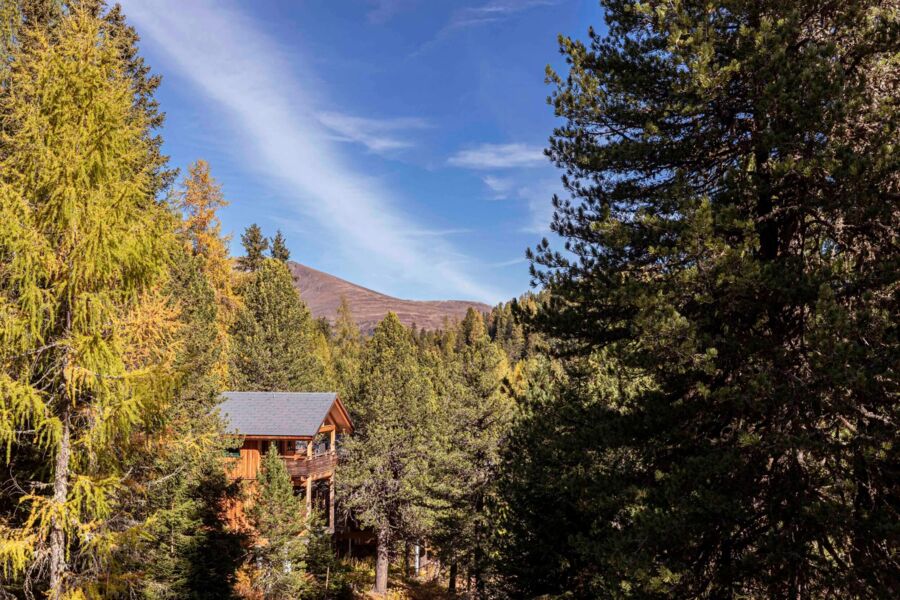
[340,557,456,600]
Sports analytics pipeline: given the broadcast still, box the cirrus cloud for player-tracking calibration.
[120,0,502,303]
[448,142,546,169]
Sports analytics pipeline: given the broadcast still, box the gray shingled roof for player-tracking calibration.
[218,391,337,438]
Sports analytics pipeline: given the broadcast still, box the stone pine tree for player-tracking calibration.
[238,223,269,272]
[339,313,436,595]
[0,8,180,597]
[435,310,512,596]
[230,259,330,391]
[247,445,310,600]
[270,230,290,262]
[507,1,899,598]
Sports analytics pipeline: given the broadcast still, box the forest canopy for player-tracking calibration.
[0,1,897,599]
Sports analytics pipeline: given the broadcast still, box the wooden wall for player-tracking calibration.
[229,440,261,481]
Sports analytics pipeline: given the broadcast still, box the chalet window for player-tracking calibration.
[295,440,308,454]
[223,447,240,458]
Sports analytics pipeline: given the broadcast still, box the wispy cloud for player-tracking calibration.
[482,174,515,198]
[412,0,562,57]
[478,175,558,233]
[448,0,561,29]
[121,0,501,303]
[366,0,416,24]
[448,143,546,169]
[489,257,528,268]
[517,179,559,234]
[403,227,473,237]
[318,112,430,154]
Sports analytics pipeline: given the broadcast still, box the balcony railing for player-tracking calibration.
[282,451,338,480]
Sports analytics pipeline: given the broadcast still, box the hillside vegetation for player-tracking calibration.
[0,1,896,599]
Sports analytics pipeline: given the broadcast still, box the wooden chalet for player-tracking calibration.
[219,391,354,530]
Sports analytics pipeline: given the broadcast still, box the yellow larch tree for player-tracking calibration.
[0,8,180,598]
[177,159,240,381]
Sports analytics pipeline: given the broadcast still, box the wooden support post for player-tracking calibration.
[305,438,314,516]
[330,428,336,452]
[328,473,335,533]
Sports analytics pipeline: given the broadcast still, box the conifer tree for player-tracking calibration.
[178,159,239,380]
[330,296,362,400]
[430,310,512,596]
[100,1,176,194]
[248,444,309,600]
[339,313,436,595]
[238,223,269,272]
[2,1,174,196]
[122,249,245,600]
[230,259,330,391]
[509,1,900,597]
[0,8,179,597]
[270,230,290,262]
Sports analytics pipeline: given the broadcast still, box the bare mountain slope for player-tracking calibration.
[287,261,491,333]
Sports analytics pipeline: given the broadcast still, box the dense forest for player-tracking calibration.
[0,1,897,599]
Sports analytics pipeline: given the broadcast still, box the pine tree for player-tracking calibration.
[238,223,269,272]
[270,230,290,262]
[230,259,330,391]
[430,310,513,596]
[248,444,309,600]
[510,1,900,597]
[339,313,436,595]
[0,8,179,596]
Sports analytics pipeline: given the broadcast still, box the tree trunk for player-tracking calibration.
[404,541,412,578]
[49,414,71,599]
[448,562,458,594]
[374,526,390,595]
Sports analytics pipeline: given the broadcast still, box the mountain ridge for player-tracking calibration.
[286,261,492,333]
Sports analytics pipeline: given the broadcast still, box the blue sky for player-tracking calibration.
[119,0,599,304]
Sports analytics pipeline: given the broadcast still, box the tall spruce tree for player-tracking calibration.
[230,259,330,391]
[508,1,899,598]
[238,223,269,272]
[270,230,290,262]
[339,313,436,595]
[0,8,180,596]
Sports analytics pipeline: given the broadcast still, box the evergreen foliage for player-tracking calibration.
[430,309,513,595]
[247,444,310,600]
[506,1,900,597]
[238,224,269,272]
[230,259,331,391]
[270,230,291,262]
[121,248,245,600]
[338,312,436,595]
[330,297,362,400]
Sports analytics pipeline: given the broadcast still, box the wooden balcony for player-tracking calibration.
[282,452,338,480]
[229,448,339,482]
